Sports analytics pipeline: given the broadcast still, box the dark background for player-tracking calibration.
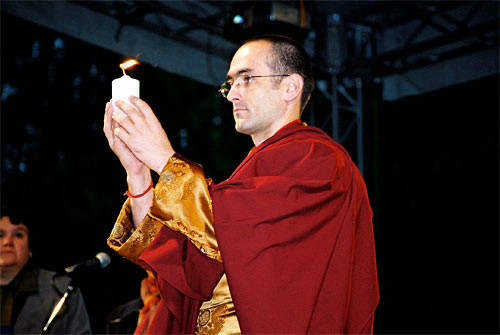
[1,11,498,334]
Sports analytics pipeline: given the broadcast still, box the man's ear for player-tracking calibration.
[283,74,304,103]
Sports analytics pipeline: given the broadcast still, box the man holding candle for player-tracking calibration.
[104,35,379,334]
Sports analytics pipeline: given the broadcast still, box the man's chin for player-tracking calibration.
[234,122,251,135]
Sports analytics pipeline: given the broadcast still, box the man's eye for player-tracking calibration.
[241,75,252,84]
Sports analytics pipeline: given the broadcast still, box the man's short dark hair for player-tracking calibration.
[243,34,314,113]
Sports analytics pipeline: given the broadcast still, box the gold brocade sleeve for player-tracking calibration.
[107,198,164,268]
[107,153,222,267]
[149,154,222,262]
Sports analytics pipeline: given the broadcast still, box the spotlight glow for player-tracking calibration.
[233,15,244,25]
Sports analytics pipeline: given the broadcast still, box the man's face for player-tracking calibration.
[225,40,286,145]
[0,216,30,272]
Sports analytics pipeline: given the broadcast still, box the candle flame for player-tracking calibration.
[120,60,139,75]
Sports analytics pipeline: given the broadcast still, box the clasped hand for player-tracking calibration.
[103,97,175,175]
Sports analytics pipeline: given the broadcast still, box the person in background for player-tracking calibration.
[104,270,160,335]
[134,270,160,334]
[0,204,92,334]
[104,34,379,334]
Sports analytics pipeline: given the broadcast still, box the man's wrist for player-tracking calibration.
[126,170,152,195]
[124,180,153,198]
[153,152,175,175]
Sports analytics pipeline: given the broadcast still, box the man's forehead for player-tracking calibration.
[226,40,272,78]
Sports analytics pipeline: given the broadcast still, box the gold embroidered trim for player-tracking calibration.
[107,200,163,268]
[157,217,221,262]
[195,304,228,335]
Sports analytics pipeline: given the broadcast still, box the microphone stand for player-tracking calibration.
[41,276,77,334]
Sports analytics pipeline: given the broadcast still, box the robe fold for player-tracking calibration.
[139,226,224,334]
[211,120,379,333]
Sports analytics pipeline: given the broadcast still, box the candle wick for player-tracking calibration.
[122,68,126,76]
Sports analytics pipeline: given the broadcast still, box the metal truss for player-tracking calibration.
[338,1,499,78]
[309,1,498,171]
[70,1,498,79]
[67,0,498,172]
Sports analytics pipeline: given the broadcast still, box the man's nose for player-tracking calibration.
[226,84,240,102]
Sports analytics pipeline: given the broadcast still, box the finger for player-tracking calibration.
[104,101,114,121]
[113,126,130,145]
[115,99,141,119]
[116,99,151,130]
[111,110,135,135]
[129,97,157,123]
[103,101,115,143]
[129,97,150,111]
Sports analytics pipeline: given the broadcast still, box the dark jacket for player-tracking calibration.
[0,260,91,334]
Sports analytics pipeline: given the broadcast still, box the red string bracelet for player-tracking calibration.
[124,180,154,198]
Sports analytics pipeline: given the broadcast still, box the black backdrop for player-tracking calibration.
[1,12,498,334]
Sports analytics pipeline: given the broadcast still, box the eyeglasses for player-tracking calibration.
[219,74,290,98]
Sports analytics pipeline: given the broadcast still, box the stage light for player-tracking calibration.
[233,15,244,25]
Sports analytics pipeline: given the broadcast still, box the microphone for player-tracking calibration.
[44,253,111,334]
[64,252,111,275]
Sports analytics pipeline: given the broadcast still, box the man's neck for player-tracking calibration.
[251,110,301,146]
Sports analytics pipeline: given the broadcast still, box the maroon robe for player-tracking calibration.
[211,120,379,333]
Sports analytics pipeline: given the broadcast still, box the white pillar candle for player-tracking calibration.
[112,74,140,116]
